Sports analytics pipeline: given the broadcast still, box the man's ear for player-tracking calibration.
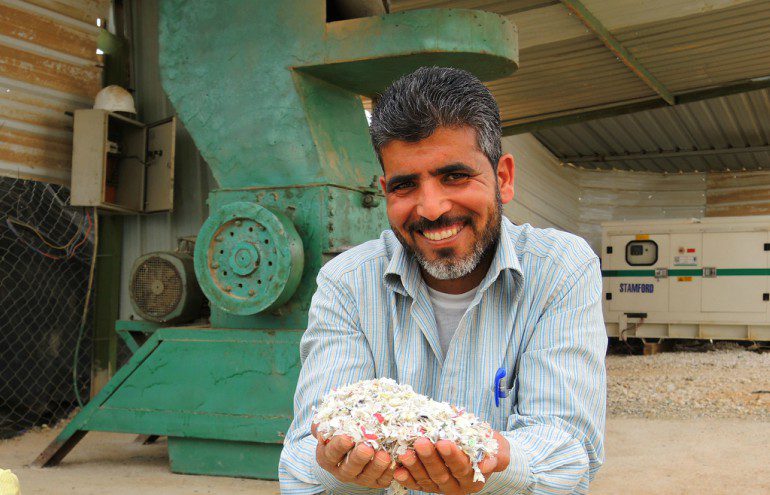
[379,175,387,195]
[497,154,515,204]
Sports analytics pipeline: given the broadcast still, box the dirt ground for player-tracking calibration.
[1,418,768,494]
[1,346,768,494]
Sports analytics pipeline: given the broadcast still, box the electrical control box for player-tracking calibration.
[70,109,176,213]
[601,216,770,341]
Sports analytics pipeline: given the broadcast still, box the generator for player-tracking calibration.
[602,215,770,342]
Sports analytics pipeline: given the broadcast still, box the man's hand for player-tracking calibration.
[393,431,511,494]
[312,423,394,489]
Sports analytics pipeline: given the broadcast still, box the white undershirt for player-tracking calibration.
[426,285,479,357]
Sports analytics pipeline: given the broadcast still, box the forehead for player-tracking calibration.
[379,126,487,175]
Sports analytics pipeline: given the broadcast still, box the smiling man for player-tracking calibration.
[280,67,606,495]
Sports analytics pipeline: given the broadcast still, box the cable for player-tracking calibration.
[7,215,82,250]
[73,207,98,408]
[5,211,92,260]
[66,211,92,258]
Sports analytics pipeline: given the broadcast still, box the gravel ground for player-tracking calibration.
[607,342,770,420]
[1,342,767,493]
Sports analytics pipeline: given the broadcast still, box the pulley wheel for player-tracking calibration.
[194,202,304,315]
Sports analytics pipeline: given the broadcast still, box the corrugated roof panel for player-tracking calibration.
[393,0,770,130]
[389,0,557,15]
[617,1,770,92]
[0,0,107,184]
[581,0,756,30]
[493,39,656,122]
[534,87,770,173]
[731,92,766,146]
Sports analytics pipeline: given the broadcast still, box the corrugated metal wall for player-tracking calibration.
[502,133,581,234]
[577,170,706,251]
[501,137,713,253]
[0,0,108,184]
[706,170,770,217]
[119,0,214,318]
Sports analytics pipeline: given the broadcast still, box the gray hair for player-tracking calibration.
[369,66,502,170]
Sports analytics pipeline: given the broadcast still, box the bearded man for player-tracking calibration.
[280,67,606,495]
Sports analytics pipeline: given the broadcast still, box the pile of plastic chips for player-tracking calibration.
[0,469,20,495]
[313,378,498,491]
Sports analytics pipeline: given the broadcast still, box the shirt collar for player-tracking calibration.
[383,216,524,299]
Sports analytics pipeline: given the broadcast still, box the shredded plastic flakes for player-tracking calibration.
[313,378,498,493]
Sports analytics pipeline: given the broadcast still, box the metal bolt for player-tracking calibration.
[235,220,242,226]
[224,285,232,292]
[211,262,219,269]
[248,289,255,296]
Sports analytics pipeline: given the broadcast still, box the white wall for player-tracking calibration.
[502,133,581,233]
[576,170,707,252]
[500,134,709,254]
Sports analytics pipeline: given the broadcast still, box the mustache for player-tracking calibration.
[407,215,472,233]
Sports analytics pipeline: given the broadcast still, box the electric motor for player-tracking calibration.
[129,251,204,323]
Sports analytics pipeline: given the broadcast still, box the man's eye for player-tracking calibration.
[446,173,469,181]
[392,181,414,191]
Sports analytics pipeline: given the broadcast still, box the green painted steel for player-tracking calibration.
[206,185,391,330]
[168,438,284,479]
[158,1,518,189]
[602,269,656,277]
[714,268,770,276]
[115,319,160,354]
[602,268,770,277]
[669,269,704,276]
[41,0,519,481]
[194,202,304,315]
[38,327,302,473]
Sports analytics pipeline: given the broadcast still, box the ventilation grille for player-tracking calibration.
[130,256,183,318]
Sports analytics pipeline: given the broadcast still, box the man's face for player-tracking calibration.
[379,126,515,281]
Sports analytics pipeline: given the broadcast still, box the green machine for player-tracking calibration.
[36,0,518,479]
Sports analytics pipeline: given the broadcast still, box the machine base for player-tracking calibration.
[168,437,283,479]
[34,325,302,481]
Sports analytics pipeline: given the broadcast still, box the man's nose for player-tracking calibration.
[415,182,452,221]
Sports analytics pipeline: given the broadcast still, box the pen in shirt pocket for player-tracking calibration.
[493,367,508,407]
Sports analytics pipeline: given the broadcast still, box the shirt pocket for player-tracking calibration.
[488,381,517,431]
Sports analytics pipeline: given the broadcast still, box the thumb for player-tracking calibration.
[480,455,498,474]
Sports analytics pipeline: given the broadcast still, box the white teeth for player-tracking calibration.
[422,226,461,241]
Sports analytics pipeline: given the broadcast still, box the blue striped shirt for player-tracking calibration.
[280,217,606,494]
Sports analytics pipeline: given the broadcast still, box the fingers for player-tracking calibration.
[393,466,422,491]
[376,468,396,489]
[491,430,511,473]
[317,434,354,471]
[436,440,474,480]
[357,450,394,488]
[414,438,461,492]
[397,450,440,493]
[478,455,498,475]
[337,443,376,481]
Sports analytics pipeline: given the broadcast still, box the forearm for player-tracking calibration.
[481,422,591,495]
[280,427,387,495]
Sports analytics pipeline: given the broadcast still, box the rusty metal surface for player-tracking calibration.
[0,0,108,184]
